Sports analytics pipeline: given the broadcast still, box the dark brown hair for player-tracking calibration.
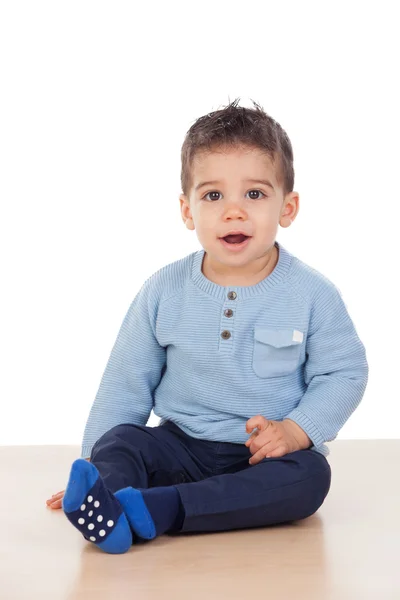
[180,97,294,199]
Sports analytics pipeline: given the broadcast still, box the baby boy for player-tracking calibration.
[46,98,368,554]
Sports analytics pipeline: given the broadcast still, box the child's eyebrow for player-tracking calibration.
[195,179,275,191]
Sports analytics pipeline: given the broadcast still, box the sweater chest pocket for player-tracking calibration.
[252,327,304,378]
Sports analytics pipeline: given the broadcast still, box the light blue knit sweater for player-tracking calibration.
[81,240,369,459]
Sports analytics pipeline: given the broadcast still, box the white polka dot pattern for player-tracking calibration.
[67,477,122,546]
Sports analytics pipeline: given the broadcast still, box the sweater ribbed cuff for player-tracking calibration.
[81,445,93,460]
[283,409,325,448]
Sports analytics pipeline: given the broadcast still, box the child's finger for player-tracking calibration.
[48,492,63,501]
[48,498,63,510]
[248,446,270,465]
[46,490,65,505]
[47,494,64,508]
[244,432,258,446]
[246,415,269,434]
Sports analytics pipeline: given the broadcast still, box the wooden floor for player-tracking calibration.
[1,441,399,599]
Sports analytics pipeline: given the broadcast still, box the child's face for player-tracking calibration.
[180,145,299,275]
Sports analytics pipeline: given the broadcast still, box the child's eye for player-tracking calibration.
[202,189,266,201]
[203,191,222,201]
[247,190,266,200]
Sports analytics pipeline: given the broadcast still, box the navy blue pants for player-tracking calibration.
[90,420,331,534]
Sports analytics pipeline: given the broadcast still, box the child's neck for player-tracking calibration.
[202,244,279,287]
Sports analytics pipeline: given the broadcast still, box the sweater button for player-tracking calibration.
[221,330,231,340]
[227,291,237,300]
[224,309,233,317]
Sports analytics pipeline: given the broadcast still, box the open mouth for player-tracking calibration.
[219,233,252,251]
[221,234,250,244]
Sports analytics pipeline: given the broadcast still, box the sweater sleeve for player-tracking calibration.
[80,276,166,458]
[284,283,369,450]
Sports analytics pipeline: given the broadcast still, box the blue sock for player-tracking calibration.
[115,485,185,540]
[62,459,135,554]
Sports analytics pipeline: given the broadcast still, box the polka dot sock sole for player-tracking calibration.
[62,459,134,554]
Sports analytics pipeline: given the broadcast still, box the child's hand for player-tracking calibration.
[46,458,90,510]
[46,490,65,510]
[245,415,302,465]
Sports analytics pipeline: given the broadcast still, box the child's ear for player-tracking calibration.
[180,195,195,230]
[280,192,299,228]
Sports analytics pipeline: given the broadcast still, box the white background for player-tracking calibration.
[1,1,399,447]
